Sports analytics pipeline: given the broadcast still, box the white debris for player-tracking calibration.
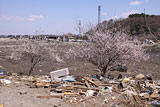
[0,79,11,85]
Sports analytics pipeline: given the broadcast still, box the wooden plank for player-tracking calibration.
[150,94,160,99]
[142,94,160,99]
[83,77,99,87]
[64,92,80,96]
[100,84,113,86]
[73,82,85,85]
[85,80,91,89]
[37,94,63,99]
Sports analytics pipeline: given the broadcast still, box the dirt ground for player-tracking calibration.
[0,82,63,107]
[0,38,160,107]
[0,38,97,77]
[0,38,160,79]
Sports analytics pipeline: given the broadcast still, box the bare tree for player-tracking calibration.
[68,29,149,77]
[11,40,56,76]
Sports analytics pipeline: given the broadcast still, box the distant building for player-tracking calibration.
[63,33,77,42]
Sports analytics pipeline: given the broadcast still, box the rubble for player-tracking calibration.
[151,101,160,106]
[136,74,145,79]
[86,90,96,97]
[0,70,160,106]
[50,68,69,81]
[0,79,11,85]
[0,70,5,75]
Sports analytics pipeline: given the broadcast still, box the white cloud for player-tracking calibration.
[0,15,44,22]
[121,10,138,18]
[130,1,142,6]
[107,10,138,20]
[27,15,44,21]
[0,15,24,22]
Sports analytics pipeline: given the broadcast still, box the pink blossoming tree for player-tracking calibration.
[11,40,57,76]
[68,30,149,77]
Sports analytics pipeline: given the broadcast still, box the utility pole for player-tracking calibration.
[143,9,159,41]
[98,5,101,24]
[143,9,146,26]
[78,20,82,37]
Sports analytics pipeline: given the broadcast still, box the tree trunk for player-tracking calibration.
[101,66,108,78]
[28,66,34,76]
[28,63,37,76]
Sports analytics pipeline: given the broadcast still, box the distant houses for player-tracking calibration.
[0,33,78,42]
[63,33,77,42]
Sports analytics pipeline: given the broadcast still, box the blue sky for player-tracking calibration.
[0,0,159,35]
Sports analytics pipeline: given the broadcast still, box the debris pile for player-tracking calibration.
[0,69,160,106]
